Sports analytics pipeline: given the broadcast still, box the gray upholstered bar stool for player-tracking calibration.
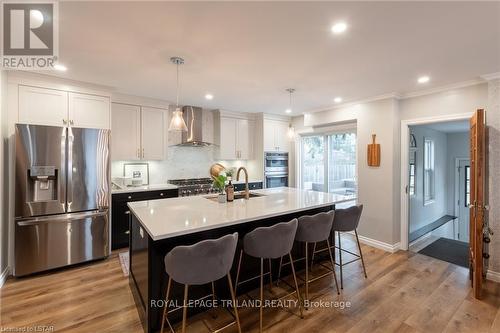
[161,233,241,333]
[332,204,367,289]
[234,219,303,333]
[277,211,339,306]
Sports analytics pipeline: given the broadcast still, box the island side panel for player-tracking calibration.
[138,205,335,333]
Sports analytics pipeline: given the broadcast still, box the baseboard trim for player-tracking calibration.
[0,266,10,288]
[486,270,500,283]
[357,234,401,253]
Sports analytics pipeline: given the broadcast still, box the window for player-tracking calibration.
[300,131,357,196]
[465,165,470,207]
[409,151,416,196]
[301,136,325,191]
[423,138,435,204]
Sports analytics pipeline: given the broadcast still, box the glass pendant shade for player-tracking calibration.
[168,107,188,132]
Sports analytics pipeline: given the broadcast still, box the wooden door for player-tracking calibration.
[469,109,485,299]
[141,107,165,160]
[18,85,68,127]
[69,92,110,129]
[111,103,141,161]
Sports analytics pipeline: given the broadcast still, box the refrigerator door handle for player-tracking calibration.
[60,127,68,211]
[66,127,74,210]
[16,210,108,226]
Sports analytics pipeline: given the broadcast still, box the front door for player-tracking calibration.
[469,109,486,299]
[457,159,470,242]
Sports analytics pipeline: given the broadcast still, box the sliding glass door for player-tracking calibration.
[300,131,357,195]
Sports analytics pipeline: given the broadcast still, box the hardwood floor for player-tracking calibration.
[1,234,499,333]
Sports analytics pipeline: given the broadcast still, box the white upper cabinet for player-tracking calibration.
[219,117,237,160]
[264,119,290,152]
[217,114,254,160]
[141,107,165,160]
[17,85,110,129]
[69,92,110,129]
[111,103,141,161]
[18,85,68,126]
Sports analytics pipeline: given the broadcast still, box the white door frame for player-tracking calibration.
[400,112,473,250]
[454,157,470,240]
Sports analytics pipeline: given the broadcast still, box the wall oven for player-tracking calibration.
[264,152,289,188]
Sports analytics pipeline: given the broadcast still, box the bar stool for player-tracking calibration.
[332,204,367,289]
[234,219,303,333]
[277,211,339,306]
[161,233,241,333]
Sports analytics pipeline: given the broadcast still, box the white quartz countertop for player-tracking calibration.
[128,187,355,241]
[112,183,178,194]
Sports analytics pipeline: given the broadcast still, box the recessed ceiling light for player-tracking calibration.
[285,108,292,114]
[205,93,213,100]
[417,76,430,84]
[334,97,343,103]
[331,22,348,34]
[53,64,67,71]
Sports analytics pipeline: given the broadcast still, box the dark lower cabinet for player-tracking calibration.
[111,189,178,250]
[234,181,263,192]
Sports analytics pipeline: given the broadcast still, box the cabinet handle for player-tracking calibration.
[128,196,132,199]
[125,230,130,235]
[62,119,67,125]
[69,120,74,126]
[160,193,164,196]
[142,148,145,159]
[124,210,130,215]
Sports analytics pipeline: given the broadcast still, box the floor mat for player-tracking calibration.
[418,237,469,268]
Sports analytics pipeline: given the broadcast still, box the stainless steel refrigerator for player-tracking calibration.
[14,124,110,276]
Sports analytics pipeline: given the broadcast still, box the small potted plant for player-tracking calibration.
[212,171,227,203]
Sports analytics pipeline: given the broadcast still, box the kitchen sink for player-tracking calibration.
[204,192,265,202]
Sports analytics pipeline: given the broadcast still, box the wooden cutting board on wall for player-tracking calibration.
[367,134,380,166]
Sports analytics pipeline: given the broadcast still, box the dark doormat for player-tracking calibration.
[418,237,469,268]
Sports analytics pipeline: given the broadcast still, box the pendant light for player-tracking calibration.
[286,88,295,139]
[168,56,188,132]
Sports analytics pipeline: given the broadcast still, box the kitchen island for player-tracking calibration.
[128,187,355,333]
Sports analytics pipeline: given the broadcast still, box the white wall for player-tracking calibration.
[409,125,448,233]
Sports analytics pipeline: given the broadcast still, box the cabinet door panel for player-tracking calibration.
[237,119,251,160]
[219,117,237,160]
[275,120,290,152]
[263,120,276,152]
[69,92,110,129]
[18,86,68,127]
[141,107,166,160]
[111,103,141,161]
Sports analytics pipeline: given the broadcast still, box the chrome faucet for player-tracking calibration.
[236,167,250,200]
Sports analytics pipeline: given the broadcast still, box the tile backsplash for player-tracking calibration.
[112,145,256,183]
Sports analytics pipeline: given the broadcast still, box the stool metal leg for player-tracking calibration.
[326,239,340,294]
[182,284,189,333]
[210,281,217,319]
[268,259,273,290]
[355,230,368,278]
[305,242,309,307]
[227,272,242,333]
[161,277,173,333]
[259,258,264,333]
[234,250,243,296]
[288,253,304,318]
[276,256,283,286]
[338,232,343,289]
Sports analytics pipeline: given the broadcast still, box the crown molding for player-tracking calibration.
[305,92,401,114]
[399,79,485,99]
[480,72,500,81]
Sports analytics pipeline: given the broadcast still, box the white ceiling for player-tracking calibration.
[423,120,470,133]
[52,1,500,115]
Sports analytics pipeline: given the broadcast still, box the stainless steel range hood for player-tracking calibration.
[178,106,212,146]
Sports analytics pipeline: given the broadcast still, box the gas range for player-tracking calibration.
[168,178,217,197]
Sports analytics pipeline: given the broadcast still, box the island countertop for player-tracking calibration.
[128,187,355,241]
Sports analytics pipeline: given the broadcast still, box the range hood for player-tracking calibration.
[177,106,212,146]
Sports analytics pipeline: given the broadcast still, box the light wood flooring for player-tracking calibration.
[1,233,499,333]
